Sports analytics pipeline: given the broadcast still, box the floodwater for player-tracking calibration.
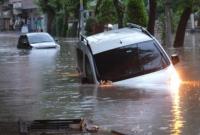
[0,32,200,135]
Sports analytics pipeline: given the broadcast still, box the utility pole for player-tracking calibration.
[80,0,84,34]
[165,0,172,46]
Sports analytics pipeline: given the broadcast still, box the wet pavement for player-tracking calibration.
[0,32,200,135]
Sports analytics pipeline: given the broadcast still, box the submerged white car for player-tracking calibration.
[76,24,180,87]
[17,32,59,49]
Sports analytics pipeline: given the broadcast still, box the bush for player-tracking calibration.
[125,0,148,27]
[85,17,97,36]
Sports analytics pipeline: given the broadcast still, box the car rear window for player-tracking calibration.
[94,40,170,82]
[28,34,54,44]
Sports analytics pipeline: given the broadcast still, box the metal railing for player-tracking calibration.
[126,23,153,38]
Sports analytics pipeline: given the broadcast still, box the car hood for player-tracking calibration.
[113,65,180,90]
[30,42,59,49]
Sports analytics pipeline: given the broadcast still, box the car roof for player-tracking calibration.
[19,32,51,37]
[87,28,152,54]
[26,32,50,37]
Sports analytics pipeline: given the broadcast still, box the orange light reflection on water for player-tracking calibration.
[171,89,184,135]
[181,80,200,88]
[61,72,80,77]
[170,71,200,135]
[169,70,183,135]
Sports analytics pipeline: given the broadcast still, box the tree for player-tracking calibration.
[96,0,117,25]
[173,0,200,47]
[95,0,103,15]
[113,0,125,28]
[0,0,4,3]
[164,0,172,46]
[66,0,80,37]
[36,0,83,36]
[125,0,148,27]
[147,0,157,35]
[37,0,56,34]
[95,0,125,28]
[0,0,6,3]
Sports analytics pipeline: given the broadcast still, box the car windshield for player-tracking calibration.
[94,40,170,82]
[28,33,54,44]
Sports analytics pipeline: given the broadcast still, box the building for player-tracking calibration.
[0,0,12,31]
[0,0,45,32]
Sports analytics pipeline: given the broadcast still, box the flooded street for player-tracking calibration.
[0,32,200,135]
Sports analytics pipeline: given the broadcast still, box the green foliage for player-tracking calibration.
[156,0,164,17]
[125,0,148,27]
[169,0,200,32]
[36,0,79,15]
[171,0,200,14]
[36,0,80,36]
[36,0,55,13]
[0,0,6,4]
[55,14,64,37]
[96,0,117,25]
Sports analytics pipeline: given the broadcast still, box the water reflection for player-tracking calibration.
[171,88,183,135]
[182,80,200,88]
[39,84,152,119]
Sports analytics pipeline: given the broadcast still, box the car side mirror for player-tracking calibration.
[171,54,180,65]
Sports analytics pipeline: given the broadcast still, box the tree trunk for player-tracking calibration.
[173,7,192,47]
[198,17,200,27]
[113,0,124,28]
[147,0,157,35]
[41,0,55,34]
[47,11,55,34]
[62,11,69,37]
[72,4,80,37]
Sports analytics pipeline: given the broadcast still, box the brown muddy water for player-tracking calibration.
[0,32,200,135]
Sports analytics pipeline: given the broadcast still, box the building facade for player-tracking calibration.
[0,1,12,31]
[0,0,45,32]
